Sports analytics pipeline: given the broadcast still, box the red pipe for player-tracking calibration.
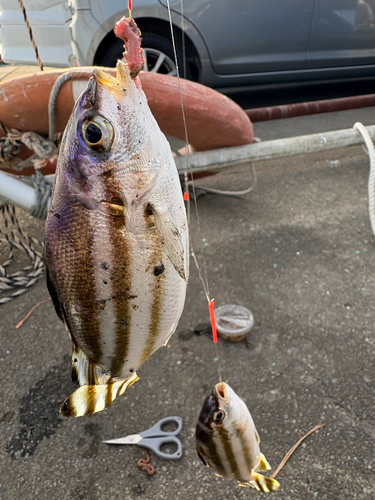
[246,93,375,122]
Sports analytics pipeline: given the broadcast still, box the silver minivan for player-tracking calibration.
[1,0,375,90]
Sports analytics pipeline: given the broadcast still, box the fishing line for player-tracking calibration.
[166,0,223,381]
[180,0,187,80]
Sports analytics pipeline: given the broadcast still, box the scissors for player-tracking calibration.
[103,416,183,460]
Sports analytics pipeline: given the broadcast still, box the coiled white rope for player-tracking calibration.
[353,122,375,237]
[0,204,45,304]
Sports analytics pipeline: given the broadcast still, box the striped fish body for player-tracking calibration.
[45,61,188,417]
[196,382,280,492]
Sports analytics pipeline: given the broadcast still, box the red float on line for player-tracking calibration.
[208,299,218,343]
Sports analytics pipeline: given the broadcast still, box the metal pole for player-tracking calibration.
[0,170,37,211]
[246,94,375,122]
[175,124,375,174]
[0,124,373,213]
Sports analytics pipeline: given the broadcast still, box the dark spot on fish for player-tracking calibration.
[73,358,78,363]
[101,262,109,270]
[117,104,121,110]
[129,368,134,373]
[110,276,114,281]
[98,300,106,310]
[103,280,108,285]
[54,212,60,219]
[133,304,139,310]
[154,263,165,276]
[145,204,153,217]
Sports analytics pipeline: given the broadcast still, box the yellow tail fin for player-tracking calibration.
[60,372,139,417]
[239,472,280,492]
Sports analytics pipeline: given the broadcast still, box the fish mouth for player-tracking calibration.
[93,60,131,91]
[215,382,226,398]
[214,382,230,403]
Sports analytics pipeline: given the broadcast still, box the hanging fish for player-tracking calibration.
[196,382,280,492]
[45,17,189,418]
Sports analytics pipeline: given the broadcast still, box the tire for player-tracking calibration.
[97,31,192,80]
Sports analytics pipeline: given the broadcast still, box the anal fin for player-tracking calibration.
[60,372,139,417]
[71,344,108,386]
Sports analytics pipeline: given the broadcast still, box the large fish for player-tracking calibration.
[196,382,280,492]
[45,55,189,417]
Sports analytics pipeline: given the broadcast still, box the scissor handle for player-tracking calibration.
[140,416,183,438]
[139,436,183,460]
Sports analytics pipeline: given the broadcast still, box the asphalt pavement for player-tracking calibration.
[1,106,375,500]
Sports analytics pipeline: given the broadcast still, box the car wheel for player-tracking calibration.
[97,32,191,79]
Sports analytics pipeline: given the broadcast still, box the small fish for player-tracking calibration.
[196,382,280,492]
[45,20,188,417]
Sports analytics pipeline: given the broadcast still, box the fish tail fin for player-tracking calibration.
[60,372,139,417]
[258,452,272,471]
[239,473,280,492]
[71,344,108,386]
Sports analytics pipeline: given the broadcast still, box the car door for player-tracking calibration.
[158,0,315,74]
[306,0,375,68]
[0,0,73,66]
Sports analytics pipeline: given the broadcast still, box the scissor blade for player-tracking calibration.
[103,434,142,445]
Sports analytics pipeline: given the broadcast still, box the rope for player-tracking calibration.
[48,72,72,140]
[0,124,58,171]
[0,70,90,172]
[0,204,45,305]
[353,122,375,238]
[30,171,53,220]
[18,0,43,71]
[0,124,22,162]
[188,163,257,197]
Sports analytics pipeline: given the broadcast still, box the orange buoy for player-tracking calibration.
[0,67,253,175]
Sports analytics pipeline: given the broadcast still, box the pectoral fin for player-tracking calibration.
[149,203,188,282]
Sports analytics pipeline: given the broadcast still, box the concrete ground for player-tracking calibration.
[1,106,375,500]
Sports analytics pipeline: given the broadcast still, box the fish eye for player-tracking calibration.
[213,409,225,423]
[81,116,114,152]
